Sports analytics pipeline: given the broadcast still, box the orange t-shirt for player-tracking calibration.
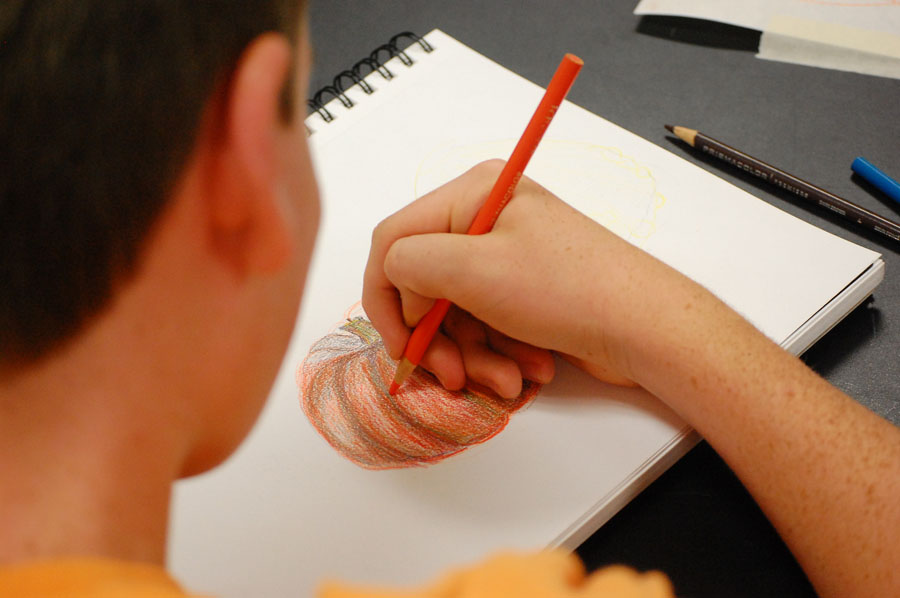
[0,551,673,598]
[0,558,199,598]
[320,551,674,598]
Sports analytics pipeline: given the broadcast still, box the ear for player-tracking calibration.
[204,33,294,275]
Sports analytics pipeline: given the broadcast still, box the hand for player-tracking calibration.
[365,161,900,598]
[363,160,651,395]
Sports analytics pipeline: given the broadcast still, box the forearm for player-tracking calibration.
[607,260,900,597]
[365,169,899,595]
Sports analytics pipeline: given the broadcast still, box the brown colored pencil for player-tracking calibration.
[665,125,900,244]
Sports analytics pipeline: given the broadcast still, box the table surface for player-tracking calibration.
[307,3,899,596]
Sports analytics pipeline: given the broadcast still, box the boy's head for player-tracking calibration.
[0,1,319,475]
[0,1,306,364]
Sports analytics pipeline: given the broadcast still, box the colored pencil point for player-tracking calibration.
[388,357,416,395]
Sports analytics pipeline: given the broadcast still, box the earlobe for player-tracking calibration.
[203,33,294,274]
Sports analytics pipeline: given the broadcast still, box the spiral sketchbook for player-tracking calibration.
[169,29,884,597]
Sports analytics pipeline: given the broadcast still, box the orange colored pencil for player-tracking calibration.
[388,53,584,395]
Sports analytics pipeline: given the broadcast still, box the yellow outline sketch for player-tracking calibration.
[414,139,667,246]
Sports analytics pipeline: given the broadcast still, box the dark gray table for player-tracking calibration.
[308,3,899,596]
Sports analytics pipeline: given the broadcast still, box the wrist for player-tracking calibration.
[582,249,731,392]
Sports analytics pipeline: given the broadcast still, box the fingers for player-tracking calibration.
[416,331,466,391]
[485,328,555,384]
[361,275,407,360]
[443,308,523,399]
[362,161,505,358]
[438,308,555,399]
[383,232,481,314]
[362,158,641,396]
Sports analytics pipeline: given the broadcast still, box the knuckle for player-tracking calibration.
[371,217,391,245]
[470,159,506,181]
[382,240,405,279]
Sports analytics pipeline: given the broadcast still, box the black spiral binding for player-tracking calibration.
[306,31,434,128]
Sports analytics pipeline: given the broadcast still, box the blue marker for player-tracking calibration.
[852,157,900,207]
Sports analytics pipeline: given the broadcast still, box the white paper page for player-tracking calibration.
[634,0,900,34]
[635,0,900,78]
[169,29,879,598]
[758,15,900,79]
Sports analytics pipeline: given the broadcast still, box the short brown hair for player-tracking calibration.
[0,1,304,366]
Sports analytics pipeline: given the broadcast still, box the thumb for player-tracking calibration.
[383,231,483,327]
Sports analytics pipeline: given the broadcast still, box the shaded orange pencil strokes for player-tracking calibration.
[298,316,540,470]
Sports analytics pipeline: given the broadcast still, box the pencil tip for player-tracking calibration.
[388,357,417,395]
[664,124,674,133]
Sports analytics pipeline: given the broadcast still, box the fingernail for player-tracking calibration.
[497,379,523,400]
[522,361,554,385]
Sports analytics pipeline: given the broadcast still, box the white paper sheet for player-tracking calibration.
[635,0,900,79]
[168,29,881,597]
